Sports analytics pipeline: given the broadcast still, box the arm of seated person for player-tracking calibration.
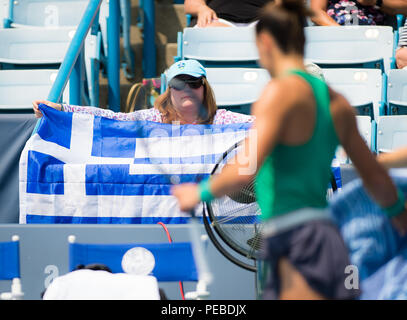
[396,47,407,69]
[378,0,407,15]
[184,0,218,27]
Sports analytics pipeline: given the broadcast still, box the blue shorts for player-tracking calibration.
[260,220,361,300]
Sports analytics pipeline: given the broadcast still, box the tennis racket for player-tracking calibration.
[203,139,261,273]
[203,139,340,273]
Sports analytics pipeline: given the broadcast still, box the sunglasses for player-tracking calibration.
[168,77,204,90]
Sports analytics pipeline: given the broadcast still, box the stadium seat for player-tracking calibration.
[387,69,407,115]
[0,235,23,300]
[1,0,111,106]
[68,235,210,299]
[322,68,385,120]
[376,115,407,153]
[304,26,395,73]
[178,27,259,67]
[335,115,375,164]
[0,69,69,110]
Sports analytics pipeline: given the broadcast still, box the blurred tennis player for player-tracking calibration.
[173,0,407,300]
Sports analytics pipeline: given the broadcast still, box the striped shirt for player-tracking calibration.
[62,104,255,125]
[398,20,407,48]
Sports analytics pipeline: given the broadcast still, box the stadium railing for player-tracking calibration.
[304,26,395,74]
[0,69,69,111]
[176,26,259,68]
[322,68,385,121]
[376,115,407,153]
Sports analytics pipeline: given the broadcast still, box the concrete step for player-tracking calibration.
[156,3,187,45]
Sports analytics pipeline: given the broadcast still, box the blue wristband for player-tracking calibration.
[199,179,215,203]
[383,188,406,218]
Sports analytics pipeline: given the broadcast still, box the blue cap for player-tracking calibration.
[166,59,206,84]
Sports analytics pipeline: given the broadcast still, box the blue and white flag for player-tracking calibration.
[19,105,251,224]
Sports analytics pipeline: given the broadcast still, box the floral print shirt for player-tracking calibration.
[62,104,255,125]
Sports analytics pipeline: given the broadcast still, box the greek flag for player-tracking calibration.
[19,105,251,224]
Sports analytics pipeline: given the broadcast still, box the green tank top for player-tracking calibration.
[255,69,340,221]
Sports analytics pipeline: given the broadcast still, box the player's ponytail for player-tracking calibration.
[256,0,313,55]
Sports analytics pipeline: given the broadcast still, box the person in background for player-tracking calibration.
[33,59,254,125]
[378,147,407,168]
[184,0,273,27]
[172,0,407,300]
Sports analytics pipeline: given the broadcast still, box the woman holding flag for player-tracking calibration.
[33,59,254,125]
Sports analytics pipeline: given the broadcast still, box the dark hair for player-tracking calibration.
[255,0,313,55]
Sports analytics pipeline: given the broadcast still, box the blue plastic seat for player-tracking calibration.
[0,69,69,110]
[376,115,407,152]
[178,27,259,67]
[2,0,111,106]
[305,26,395,73]
[0,27,75,66]
[0,235,23,300]
[206,67,270,114]
[322,68,384,120]
[387,69,407,115]
[356,115,374,150]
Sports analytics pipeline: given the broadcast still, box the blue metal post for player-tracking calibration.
[121,0,135,79]
[175,31,183,62]
[47,0,103,103]
[107,0,121,111]
[142,0,156,78]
